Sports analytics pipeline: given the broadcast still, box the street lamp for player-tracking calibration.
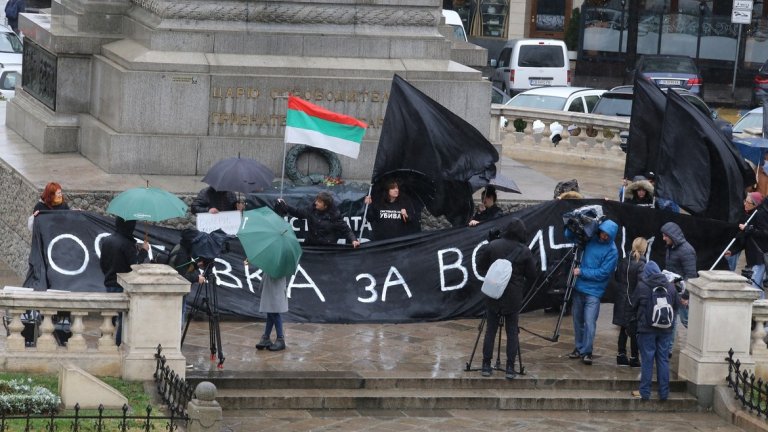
[695,0,706,61]
[618,0,626,54]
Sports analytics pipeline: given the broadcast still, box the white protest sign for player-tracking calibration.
[196,210,242,235]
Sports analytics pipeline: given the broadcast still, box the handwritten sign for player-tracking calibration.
[196,211,242,235]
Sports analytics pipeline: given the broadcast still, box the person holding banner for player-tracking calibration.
[726,192,768,294]
[468,186,502,227]
[363,179,421,240]
[191,186,245,214]
[276,191,360,247]
[30,182,73,231]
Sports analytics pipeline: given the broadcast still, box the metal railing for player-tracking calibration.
[154,344,195,419]
[725,347,768,417]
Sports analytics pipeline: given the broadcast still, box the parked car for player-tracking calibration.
[491,85,511,105]
[503,86,605,113]
[0,23,22,67]
[490,39,570,96]
[0,65,20,100]
[752,59,768,107]
[442,9,468,42]
[626,54,703,95]
[592,85,725,150]
[732,107,763,136]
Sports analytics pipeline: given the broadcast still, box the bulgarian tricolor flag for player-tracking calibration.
[285,96,368,159]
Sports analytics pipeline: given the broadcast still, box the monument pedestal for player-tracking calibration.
[678,270,761,407]
[11,0,489,179]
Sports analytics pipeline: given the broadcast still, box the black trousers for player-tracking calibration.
[618,326,638,358]
[482,310,519,367]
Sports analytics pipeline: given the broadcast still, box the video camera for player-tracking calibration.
[562,205,605,245]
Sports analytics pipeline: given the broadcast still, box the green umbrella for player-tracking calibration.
[107,184,188,222]
[238,207,302,278]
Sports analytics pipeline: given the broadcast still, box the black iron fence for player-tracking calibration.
[726,347,768,417]
[154,344,195,419]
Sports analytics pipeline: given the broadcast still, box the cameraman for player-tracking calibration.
[565,218,619,365]
[477,218,537,379]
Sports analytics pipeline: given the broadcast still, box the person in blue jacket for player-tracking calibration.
[565,218,619,365]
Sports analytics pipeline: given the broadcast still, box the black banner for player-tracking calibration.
[25,200,737,323]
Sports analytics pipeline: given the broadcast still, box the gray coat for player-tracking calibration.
[661,222,698,280]
[259,275,288,313]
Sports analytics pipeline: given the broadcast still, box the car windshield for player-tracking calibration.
[0,32,22,54]
[506,94,567,110]
[517,45,564,67]
[592,94,632,116]
[734,112,763,133]
[0,71,18,90]
[641,57,697,73]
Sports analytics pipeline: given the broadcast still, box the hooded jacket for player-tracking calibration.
[631,261,680,334]
[99,218,149,290]
[731,202,768,267]
[660,222,697,280]
[477,218,538,314]
[567,219,619,298]
[612,253,646,327]
[625,180,654,207]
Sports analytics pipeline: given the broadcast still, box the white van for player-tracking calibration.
[441,9,468,42]
[491,39,570,96]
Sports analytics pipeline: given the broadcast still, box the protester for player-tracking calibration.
[168,229,206,329]
[191,186,244,214]
[661,221,697,330]
[612,237,647,368]
[565,218,619,365]
[276,191,360,247]
[643,172,679,213]
[631,260,680,401]
[726,192,768,294]
[624,176,654,207]
[30,182,71,231]
[254,273,289,352]
[468,186,502,226]
[363,179,421,240]
[4,0,24,34]
[99,217,150,345]
[477,218,537,379]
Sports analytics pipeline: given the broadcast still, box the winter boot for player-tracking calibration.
[268,337,286,351]
[616,352,629,366]
[481,360,492,377]
[255,335,272,350]
[629,357,641,368]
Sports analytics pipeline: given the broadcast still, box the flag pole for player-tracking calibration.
[359,183,373,239]
[709,209,759,270]
[278,95,289,199]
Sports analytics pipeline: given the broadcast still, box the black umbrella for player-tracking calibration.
[489,173,521,194]
[202,156,275,194]
[372,169,436,209]
[186,229,231,261]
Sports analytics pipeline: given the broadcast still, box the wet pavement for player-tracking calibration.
[0,100,748,431]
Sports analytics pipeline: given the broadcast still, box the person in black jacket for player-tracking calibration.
[661,221,697,330]
[363,179,421,241]
[468,186,502,227]
[727,192,768,294]
[476,218,537,379]
[612,237,647,368]
[276,191,360,247]
[191,186,244,214]
[630,260,679,401]
[99,217,149,345]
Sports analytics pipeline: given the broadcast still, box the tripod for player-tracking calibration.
[519,244,584,343]
[465,313,525,375]
[180,263,225,368]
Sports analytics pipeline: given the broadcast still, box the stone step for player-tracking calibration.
[187,371,687,392]
[212,387,699,411]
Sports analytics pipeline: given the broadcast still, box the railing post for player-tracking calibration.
[678,270,761,407]
[118,264,190,380]
[752,300,768,381]
[186,382,222,432]
[6,309,26,351]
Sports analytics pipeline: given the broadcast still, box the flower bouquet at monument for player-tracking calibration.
[322,176,344,187]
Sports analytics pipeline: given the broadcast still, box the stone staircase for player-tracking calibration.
[187,371,700,412]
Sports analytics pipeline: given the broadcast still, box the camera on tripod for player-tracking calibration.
[562,205,606,245]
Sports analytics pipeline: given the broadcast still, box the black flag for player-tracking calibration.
[624,76,667,179]
[656,90,752,223]
[373,75,499,226]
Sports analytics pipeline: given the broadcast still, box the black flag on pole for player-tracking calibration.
[624,76,667,179]
[656,90,752,223]
[373,75,499,226]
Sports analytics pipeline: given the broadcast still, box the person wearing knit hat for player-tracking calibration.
[726,191,768,295]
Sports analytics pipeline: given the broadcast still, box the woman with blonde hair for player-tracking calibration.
[612,236,647,367]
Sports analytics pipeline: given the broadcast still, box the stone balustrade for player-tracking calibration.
[490,104,630,170]
[0,288,126,376]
